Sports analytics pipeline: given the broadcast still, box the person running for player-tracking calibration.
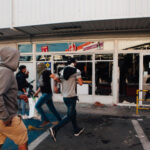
[49,58,84,142]
[0,47,28,150]
[34,63,62,127]
[16,65,29,119]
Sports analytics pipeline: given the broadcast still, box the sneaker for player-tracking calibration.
[51,121,59,125]
[49,128,56,142]
[74,128,85,136]
[33,114,41,121]
[40,121,50,127]
[22,114,28,120]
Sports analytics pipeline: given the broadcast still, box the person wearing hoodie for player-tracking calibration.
[0,47,28,150]
[49,58,84,142]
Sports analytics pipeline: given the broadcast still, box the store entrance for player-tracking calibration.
[118,53,139,104]
[141,54,150,105]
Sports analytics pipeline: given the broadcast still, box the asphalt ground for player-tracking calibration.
[2,111,150,150]
[34,115,144,150]
[2,111,62,150]
[139,118,150,141]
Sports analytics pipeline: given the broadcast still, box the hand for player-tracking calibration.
[3,119,12,126]
[50,74,55,79]
[25,71,29,75]
[34,93,38,97]
[19,95,28,103]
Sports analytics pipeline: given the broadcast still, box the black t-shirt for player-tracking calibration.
[39,70,52,94]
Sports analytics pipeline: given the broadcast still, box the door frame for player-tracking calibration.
[139,53,150,105]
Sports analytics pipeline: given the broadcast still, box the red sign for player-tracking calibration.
[65,43,76,52]
[41,46,48,52]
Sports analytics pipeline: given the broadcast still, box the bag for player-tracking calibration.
[28,97,41,120]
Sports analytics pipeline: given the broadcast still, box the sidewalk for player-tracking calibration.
[49,102,150,118]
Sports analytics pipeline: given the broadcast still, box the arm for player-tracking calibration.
[77,78,83,86]
[76,69,83,86]
[50,74,61,82]
[50,74,61,93]
[18,95,28,103]
[54,80,60,93]
[24,71,29,78]
[0,70,12,124]
[34,87,41,97]
[22,88,26,93]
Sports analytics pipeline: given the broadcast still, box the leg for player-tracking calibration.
[0,116,28,150]
[18,142,28,150]
[21,99,26,115]
[46,94,61,121]
[65,99,79,132]
[0,132,6,150]
[18,91,26,115]
[49,98,78,142]
[35,94,49,121]
[53,98,76,132]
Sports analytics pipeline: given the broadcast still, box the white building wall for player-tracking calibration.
[0,0,11,28]
[13,0,150,27]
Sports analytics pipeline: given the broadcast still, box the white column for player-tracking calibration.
[139,53,143,105]
[113,40,119,104]
[32,43,37,91]
[92,54,95,96]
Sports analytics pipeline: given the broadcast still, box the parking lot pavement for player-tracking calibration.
[2,112,150,150]
[2,112,61,150]
[2,119,47,150]
[138,117,150,141]
[33,114,144,150]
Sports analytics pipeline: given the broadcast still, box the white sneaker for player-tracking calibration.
[22,114,28,119]
[74,128,85,136]
[33,115,41,121]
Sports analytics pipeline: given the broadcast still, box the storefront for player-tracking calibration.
[18,40,113,104]
[16,38,150,105]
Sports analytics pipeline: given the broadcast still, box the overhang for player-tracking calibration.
[0,18,150,41]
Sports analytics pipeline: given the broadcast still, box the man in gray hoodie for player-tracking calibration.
[0,47,28,150]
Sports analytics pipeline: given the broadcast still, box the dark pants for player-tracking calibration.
[53,97,79,132]
[35,93,61,122]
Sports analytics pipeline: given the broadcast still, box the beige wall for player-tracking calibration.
[0,43,17,49]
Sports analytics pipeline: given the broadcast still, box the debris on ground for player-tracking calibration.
[94,101,105,107]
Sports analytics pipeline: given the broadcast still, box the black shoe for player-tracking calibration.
[49,127,56,142]
[74,128,85,136]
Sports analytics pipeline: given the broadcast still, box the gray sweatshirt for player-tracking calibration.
[0,47,20,121]
[59,65,81,98]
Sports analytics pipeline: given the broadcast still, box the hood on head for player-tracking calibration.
[0,47,20,71]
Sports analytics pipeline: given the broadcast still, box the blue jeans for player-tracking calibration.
[18,91,26,115]
[35,93,61,122]
[53,97,79,133]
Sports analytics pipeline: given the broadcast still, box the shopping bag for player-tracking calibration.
[28,97,41,120]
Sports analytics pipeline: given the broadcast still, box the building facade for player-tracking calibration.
[0,0,150,105]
